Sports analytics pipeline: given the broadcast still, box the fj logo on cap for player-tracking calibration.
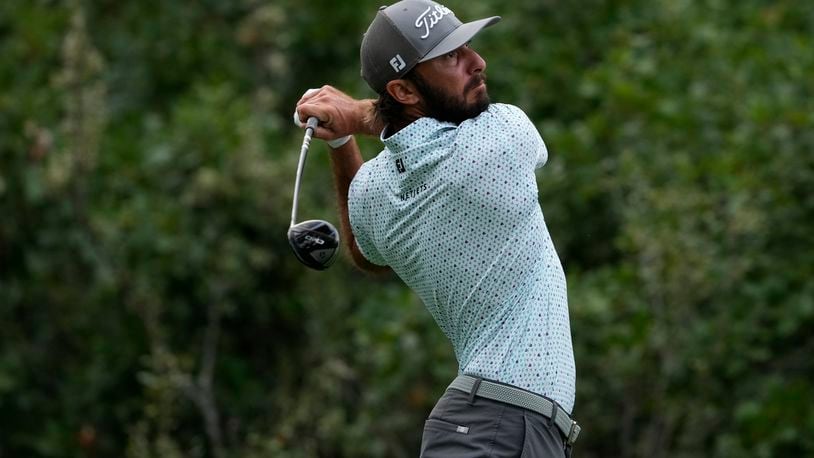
[390,54,406,72]
[415,4,453,39]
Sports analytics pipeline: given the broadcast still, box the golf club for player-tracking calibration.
[288,116,340,270]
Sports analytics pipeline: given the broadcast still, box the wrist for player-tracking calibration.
[327,135,352,149]
[354,99,379,136]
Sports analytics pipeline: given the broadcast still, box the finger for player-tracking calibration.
[296,87,321,106]
[297,103,332,127]
[294,87,327,127]
[294,88,321,126]
[313,125,340,141]
[293,109,304,128]
[293,108,320,128]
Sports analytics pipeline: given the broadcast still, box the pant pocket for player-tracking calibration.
[520,412,566,458]
[420,418,479,458]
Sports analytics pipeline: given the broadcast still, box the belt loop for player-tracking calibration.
[467,377,482,406]
[548,403,559,428]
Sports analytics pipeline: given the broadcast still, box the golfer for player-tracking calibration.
[295,1,579,456]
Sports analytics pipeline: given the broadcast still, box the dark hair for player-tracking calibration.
[372,69,421,128]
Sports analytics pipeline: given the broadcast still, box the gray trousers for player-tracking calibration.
[420,387,570,458]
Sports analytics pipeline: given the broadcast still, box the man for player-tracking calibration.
[294,1,579,456]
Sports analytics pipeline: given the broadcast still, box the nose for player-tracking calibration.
[463,46,486,74]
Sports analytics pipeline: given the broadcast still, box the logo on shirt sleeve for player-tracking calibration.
[395,158,406,173]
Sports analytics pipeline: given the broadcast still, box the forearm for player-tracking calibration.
[329,138,363,238]
[349,99,384,137]
[329,138,390,273]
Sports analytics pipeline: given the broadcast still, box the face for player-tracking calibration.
[411,43,490,124]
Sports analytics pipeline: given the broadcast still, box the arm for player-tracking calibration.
[295,86,390,274]
[327,138,391,274]
[295,85,383,139]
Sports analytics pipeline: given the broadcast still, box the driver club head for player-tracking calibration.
[287,219,340,270]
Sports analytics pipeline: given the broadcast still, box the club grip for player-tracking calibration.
[306,116,319,131]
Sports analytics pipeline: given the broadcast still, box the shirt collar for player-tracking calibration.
[381,117,457,156]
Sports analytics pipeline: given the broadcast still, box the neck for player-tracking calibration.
[387,104,426,136]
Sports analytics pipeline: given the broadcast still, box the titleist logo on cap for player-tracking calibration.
[415,5,453,39]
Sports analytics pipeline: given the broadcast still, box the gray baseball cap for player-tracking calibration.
[360,0,500,94]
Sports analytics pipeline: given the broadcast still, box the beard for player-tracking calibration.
[410,72,491,124]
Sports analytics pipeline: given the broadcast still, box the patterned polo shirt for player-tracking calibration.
[348,103,575,412]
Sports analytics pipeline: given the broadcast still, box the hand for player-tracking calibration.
[294,86,378,139]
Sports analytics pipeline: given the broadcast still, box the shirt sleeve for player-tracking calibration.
[348,165,388,266]
[534,131,548,170]
[520,107,548,169]
[501,104,548,169]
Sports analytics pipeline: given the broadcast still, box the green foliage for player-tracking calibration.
[1,0,812,457]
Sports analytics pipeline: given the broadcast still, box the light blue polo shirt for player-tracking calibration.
[348,103,575,412]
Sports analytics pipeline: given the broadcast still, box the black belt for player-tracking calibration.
[448,375,581,446]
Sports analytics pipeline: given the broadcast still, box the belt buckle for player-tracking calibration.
[567,420,581,445]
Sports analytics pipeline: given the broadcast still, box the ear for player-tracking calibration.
[385,79,421,106]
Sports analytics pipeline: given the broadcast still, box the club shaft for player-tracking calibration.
[290,117,319,227]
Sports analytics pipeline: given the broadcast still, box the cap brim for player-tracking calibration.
[419,16,501,62]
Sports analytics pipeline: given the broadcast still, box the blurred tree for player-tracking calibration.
[0,0,811,457]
